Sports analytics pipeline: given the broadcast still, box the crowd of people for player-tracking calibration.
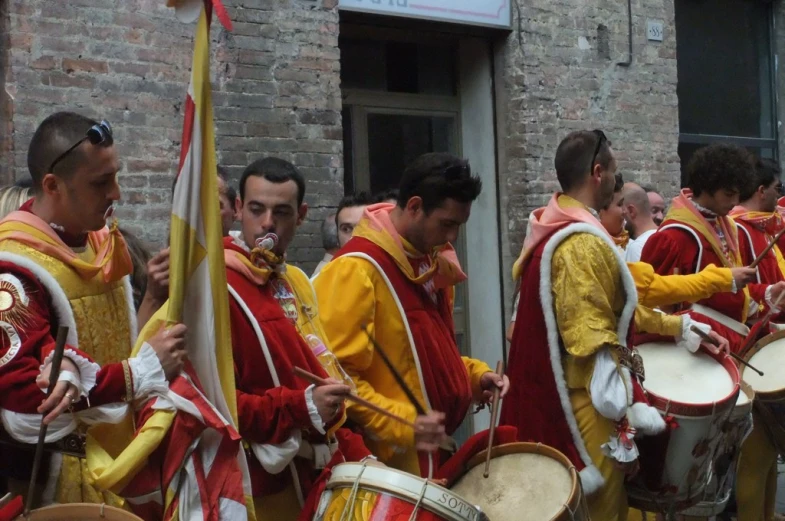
[0,112,782,521]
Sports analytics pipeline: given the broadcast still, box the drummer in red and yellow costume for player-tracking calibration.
[314,153,510,478]
[500,131,726,521]
[728,156,784,521]
[640,144,785,354]
[0,112,186,506]
[222,157,379,521]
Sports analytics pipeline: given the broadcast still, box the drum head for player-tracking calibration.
[20,503,142,520]
[451,443,579,521]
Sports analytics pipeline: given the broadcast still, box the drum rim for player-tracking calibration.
[636,342,740,416]
[451,442,583,521]
[743,330,785,399]
[326,462,482,521]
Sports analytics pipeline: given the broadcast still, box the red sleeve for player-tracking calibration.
[236,386,314,444]
[334,427,371,462]
[640,229,700,276]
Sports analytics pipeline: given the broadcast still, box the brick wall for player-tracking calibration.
[0,0,343,272]
[495,0,681,312]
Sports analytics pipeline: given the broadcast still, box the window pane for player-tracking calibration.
[339,38,456,95]
[366,113,455,193]
[675,0,773,138]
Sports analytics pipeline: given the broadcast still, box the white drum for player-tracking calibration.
[626,342,740,512]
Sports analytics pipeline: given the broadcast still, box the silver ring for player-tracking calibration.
[65,392,76,403]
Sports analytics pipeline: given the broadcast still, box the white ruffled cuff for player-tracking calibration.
[601,426,640,463]
[127,342,169,400]
[766,285,782,313]
[305,384,326,435]
[589,349,627,421]
[676,316,707,354]
[40,348,100,398]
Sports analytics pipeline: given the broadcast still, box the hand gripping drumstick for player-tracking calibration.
[749,227,785,269]
[689,325,764,376]
[25,326,69,516]
[483,360,504,479]
[293,366,417,429]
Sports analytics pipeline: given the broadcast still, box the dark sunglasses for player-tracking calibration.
[48,120,114,173]
[589,129,607,174]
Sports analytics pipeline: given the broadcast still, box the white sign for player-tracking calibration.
[338,0,511,30]
[647,20,664,42]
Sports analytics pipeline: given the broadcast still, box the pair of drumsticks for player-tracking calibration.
[295,325,506,477]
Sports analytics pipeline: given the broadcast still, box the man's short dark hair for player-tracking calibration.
[554,130,614,193]
[240,157,305,205]
[373,189,399,203]
[686,144,755,198]
[740,157,781,202]
[336,191,373,224]
[27,112,100,192]
[396,153,482,213]
[642,185,660,195]
[217,164,237,203]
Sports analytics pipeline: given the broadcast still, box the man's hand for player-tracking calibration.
[701,331,730,356]
[414,411,446,452]
[313,379,351,424]
[479,372,510,404]
[769,281,785,310]
[36,357,80,425]
[731,267,757,289]
[145,248,170,302]
[147,323,187,381]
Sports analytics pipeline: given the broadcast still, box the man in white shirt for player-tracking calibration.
[623,182,659,262]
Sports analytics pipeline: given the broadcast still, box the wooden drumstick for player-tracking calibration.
[293,366,416,429]
[689,325,764,376]
[749,227,785,269]
[25,326,69,516]
[361,324,428,415]
[483,360,504,479]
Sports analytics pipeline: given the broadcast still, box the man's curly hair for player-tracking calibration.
[686,144,755,197]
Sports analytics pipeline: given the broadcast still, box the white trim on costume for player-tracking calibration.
[227,283,305,507]
[340,251,436,479]
[537,222,662,494]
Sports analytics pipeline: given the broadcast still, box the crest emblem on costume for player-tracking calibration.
[271,278,298,322]
[0,274,29,367]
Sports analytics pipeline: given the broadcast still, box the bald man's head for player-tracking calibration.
[622,183,650,213]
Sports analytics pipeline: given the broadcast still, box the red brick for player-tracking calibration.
[62,58,108,74]
[30,56,58,70]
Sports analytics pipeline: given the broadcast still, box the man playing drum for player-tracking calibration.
[222,157,380,521]
[500,131,724,521]
[729,157,784,521]
[314,153,510,478]
[641,144,785,353]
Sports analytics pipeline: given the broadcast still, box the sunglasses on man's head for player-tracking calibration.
[442,162,470,180]
[48,120,114,173]
[589,129,607,174]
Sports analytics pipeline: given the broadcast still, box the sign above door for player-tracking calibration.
[338,0,512,30]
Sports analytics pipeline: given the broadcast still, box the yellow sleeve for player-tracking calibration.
[634,304,683,337]
[552,234,621,357]
[313,258,418,451]
[462,356,492,400]
[628,262,733,307]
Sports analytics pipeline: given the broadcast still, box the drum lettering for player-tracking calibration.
[438,492,448,505]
